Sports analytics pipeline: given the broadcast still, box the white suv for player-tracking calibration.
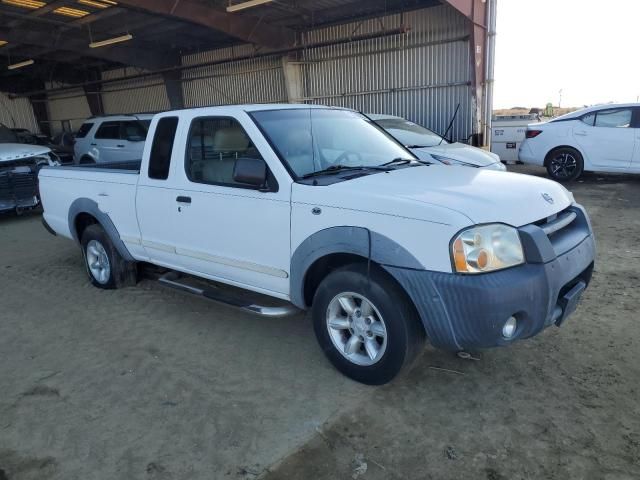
[74,114,154,164]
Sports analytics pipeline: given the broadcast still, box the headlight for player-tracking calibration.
[430,154,478,168]
[451,224,524,273]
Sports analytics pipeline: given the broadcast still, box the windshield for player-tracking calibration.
[251,109,414,178]
[374,118,446,147]
[0,124,19,143]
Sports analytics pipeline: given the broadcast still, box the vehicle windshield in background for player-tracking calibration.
[140,120,152,131]
[0,124,19,143]
[374,118,446,147]
[251,109,414,178]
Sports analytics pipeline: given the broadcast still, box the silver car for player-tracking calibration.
[369,114,506,171]
[74,114,154,164]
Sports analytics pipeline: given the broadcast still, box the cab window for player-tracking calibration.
[186,117,262,187]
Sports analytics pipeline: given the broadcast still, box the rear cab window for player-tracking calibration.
[76,122,94,138]
[148,117,179,180]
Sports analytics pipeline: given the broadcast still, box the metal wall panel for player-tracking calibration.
[46,82,92,134]
[300,5,473,142]
[101,68,170,114]
[182,46,287,108]
[0,91,39,132]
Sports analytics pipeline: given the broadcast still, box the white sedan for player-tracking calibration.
[369,114,506,171]
[519,103,640,181]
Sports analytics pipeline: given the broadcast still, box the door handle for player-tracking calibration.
[574,131,587,136]
[176,196,191,204]
[90,143,97,146]
[116,144,125,148]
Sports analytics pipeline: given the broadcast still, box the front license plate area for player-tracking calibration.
[556,280,587,326]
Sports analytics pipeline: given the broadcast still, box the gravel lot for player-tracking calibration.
[1,165,639,480]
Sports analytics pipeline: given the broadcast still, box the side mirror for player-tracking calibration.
[233,157,267,188]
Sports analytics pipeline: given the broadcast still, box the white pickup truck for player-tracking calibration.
[39,105,596,384]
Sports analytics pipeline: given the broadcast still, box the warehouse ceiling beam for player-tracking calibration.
[0,28,178,71]
[116,0,297,48]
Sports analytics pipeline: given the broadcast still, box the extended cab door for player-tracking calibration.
[139,110,293,298]
[573,107,635,170]
[135,115,184,267]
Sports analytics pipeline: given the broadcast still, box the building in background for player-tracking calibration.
[0,0,496,147]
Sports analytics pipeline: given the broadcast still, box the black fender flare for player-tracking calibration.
[68,198,135,262]
[289,226,423,308]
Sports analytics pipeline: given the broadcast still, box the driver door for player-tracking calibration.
[167,113,292,297]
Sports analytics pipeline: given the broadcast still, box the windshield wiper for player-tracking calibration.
[302,164,390,179]
[405,145,430,149]
[382,157,433,167]
[381,158,414,167]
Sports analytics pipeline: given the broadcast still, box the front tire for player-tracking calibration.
[312,264,425,385]
[81,224,136,289]
[546,147,584,182]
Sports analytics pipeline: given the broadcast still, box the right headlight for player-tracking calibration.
[451,224,524,273]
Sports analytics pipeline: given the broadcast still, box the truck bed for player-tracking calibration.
[63,159,142,173]
[38,160,143,248]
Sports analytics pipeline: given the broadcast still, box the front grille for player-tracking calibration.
[0,157,39,204]
[532,206,590,257]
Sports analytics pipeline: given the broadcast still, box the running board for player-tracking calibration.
[157,272,300,318]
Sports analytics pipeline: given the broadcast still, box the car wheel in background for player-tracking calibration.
[312,263,425,385]
[81,224,136,289]
[79,155,95,165]
[546,147,584,182]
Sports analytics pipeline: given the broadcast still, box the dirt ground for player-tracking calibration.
[1,165,639,480]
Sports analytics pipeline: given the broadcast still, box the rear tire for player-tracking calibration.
[79,156,95,165]
[312,263,425,385]
[81,224,136,289]
[546,147,584,182]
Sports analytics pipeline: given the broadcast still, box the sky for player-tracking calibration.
[494,0,640,109]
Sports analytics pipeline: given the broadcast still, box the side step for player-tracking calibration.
[157,272,300,318]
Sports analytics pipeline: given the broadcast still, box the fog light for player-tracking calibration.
[502,316,517,339]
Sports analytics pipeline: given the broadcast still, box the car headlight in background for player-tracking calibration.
[451,224,524,273]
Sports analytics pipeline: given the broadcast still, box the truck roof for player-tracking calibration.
[154,104,352,118]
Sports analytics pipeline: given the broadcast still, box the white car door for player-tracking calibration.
[92,121,122,163]
[573,107,635,170]
[165,111,292,297]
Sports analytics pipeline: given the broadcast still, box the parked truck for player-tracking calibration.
[39,105,596,384]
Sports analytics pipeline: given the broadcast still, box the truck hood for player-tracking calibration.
[0,143,51,162]
[301,165,573,227]
[411,142,500,167]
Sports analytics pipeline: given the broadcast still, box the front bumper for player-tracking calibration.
[385,205,596,351]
